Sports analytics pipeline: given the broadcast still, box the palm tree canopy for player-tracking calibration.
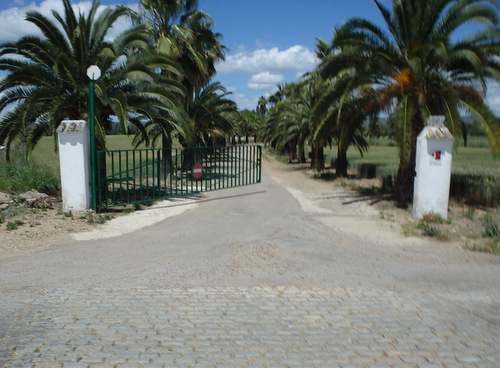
[320,0,500,201]
[139,0,226,94]
[0,0,185,160]
[185,81,237,146]
[327,0,500,153]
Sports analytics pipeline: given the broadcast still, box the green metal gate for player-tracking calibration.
[96,145,262,209]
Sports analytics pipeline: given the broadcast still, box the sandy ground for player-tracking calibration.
[0,151,496,258]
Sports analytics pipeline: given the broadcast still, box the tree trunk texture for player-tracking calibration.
[310,146,325,171]
[161,133,172,181]
[394,113,424,204]
[336,146,348,177]
[298,143,306,164]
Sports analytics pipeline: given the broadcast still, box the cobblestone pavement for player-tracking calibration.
[2,286,499,367]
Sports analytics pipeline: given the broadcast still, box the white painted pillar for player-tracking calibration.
[413,116,454,219]
[57,120,91,211]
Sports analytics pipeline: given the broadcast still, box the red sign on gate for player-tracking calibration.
[193,162,203,179]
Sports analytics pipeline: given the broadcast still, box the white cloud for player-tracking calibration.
[0,0,136,42]
[486,79,500,117]
[215,45,318,109]
[217,45,318,75]
[234,94,260,112]
[247,72,284,91]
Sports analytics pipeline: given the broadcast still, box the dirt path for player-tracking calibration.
[1,152,499,367]
[1,150,499,331]
[0,150,495,259]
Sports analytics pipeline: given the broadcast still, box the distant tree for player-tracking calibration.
[238,110,260,143]
[185,82,237,146]
[256,96,268,116]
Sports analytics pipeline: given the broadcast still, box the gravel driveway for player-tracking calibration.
[0,155,499,367]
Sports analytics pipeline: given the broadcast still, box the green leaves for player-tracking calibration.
[317,0,500,202]
[0,0,189,159]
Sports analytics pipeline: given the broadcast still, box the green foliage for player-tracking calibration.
[85,212,114,224]
[320,0,500,202]
[6,219,24,231]
[320,137,500,207]
[481,214,500,238]
[96,214,114,224]
[402,218,449,241]
[450,175,500,207]
[467,237,500,254]
[0,0,186,160]
[420,214,451,225]
[0,159,60,195]
[357,163,377,179]
[86,212,95,224]
[463,207,476,220]
[415,222,448,240]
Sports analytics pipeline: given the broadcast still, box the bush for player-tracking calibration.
[0,160,60,196]
[357,163,377,179]
[481,214,500,238]
[450,174,500,207]
[6,219,24,231]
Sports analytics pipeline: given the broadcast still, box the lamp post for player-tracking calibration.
[87,65,101,210]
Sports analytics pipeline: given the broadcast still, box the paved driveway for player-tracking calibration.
[1,172,499,367]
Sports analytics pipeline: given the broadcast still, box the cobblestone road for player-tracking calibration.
[2,287,499,367]
[2,169,499,367]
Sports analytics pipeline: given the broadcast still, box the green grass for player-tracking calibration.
[27,134,145,170]
[322,136,499,178]
[18,135,497,181]
[0,135,144,194]
[2,134,499,207]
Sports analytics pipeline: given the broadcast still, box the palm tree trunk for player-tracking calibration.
[161,132,172,181]
[310,145,325,171]
[395,113,424,204]
[336,145,348,177]
[298,142,306,163]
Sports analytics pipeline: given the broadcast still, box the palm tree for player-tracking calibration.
[0,0,185,161]
[256,96,268,116]
[313,81,370,177]
[321,0,500,202]
[139,0,226,97]
[184,81,237,147]
[258,82,303,162]
[137,0,227,150]
[238,110,260,143]
[313,36,371,176]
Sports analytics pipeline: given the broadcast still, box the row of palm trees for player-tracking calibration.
[2,0,500,203]
[0,0,239,162]
[257,0,500,203]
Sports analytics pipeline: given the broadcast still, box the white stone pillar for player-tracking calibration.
[57,120,91,212]
[413,116,454,219]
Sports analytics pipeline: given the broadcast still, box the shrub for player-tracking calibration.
[6,219,24,231]
[0,159,60,196]
[450,174,500,207]
[357,163,377,179]
[481,214,500,238]
[415,222,448,240]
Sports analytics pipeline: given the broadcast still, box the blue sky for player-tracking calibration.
[0,0,499,114]
[199,0,387,110]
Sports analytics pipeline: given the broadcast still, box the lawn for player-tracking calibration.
[0,135,143,194]
[322,136,499,178]
[1,135,499,205]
